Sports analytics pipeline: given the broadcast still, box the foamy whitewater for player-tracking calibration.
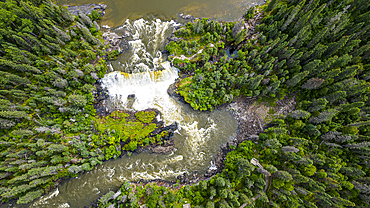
[101,18,217,144]
[29,19,237,208]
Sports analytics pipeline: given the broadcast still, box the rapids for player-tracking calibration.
[23,19,238,208]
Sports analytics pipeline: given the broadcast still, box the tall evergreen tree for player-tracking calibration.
[286,71,310,87]
[282,0,306,31]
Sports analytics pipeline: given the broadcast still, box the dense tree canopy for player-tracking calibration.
[0,0,169,204]
[1,0,370,207]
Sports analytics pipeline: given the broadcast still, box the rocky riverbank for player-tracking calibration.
[66,3,107,16]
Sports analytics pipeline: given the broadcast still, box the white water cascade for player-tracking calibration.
[101,65,182,124]
[27,19,237,208]
[102,18,217,151]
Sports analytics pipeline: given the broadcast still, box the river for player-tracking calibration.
[18,17,238,208]
[57,0,264,27]
[3,0,265,207]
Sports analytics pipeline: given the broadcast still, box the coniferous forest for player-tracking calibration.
[0,0,172,205]
[1,0,370,207]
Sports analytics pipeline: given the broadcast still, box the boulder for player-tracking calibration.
[127,94,135,99]
[68,165,82,174]
[179,13,194,20]
[249,134,259,140]
[151,146,174,154]
[123,30,130,38]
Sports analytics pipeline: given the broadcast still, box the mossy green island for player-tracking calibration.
[1,0,370,207]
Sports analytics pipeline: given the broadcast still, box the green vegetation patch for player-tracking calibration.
[93,110,168,160]
[135,111,156,123]
[178,76,194,104]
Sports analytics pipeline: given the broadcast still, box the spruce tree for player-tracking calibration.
[266,0,279,12]
[324,36,350,57]
[193,20,204,34]
[282,0,306,31]
[308,44,328,61]
[351,44,370,60]
[308,98,328,112]
[334,65,359,81]
[248,75,264,90]
[293,11,312,34]
[307,27,328,49]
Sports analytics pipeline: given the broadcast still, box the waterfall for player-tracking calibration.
[101,18,218,176]
[29,18,237,208]
[102,18,185,124]
[101,65,182,124]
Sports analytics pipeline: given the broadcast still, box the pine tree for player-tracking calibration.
[308,98,328,112]
[324,36,349,57]
[346,81,370,98]
[309,56,337,77]
[290,25,311,47]
[274,170,293,182]
[281,146,300,153]
[286,71,309,87]
[271,41,289,56]
[334,65,359,81]
[351,44,370,60]
[232,20,244,39]
[265,37,281,53]
[304,0,320,13]
[308,44,328,61]
[331,14,351,40]
[318,67,340,81]
[11,35,31,50]
[53,25,71,42]
[293,11,312,34]
[279,48,295,60]
[0,118,15,129]
[309,14,322,29]
[340,167,366,178]
[309,109,338,124]
[307,27,328,49]
[266,0,279,12]
[0,110,27,119]
[193,20,204,34]
[289,110,310,119]
[235,29,247,44]
[275,4,288,21]
[78,12,93,28]
[248,75,264,90]
[282,0,306,31]
[287,52,303,68]
[329,54,352,69]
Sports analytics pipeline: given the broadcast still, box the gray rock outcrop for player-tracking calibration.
[66,4,107,16]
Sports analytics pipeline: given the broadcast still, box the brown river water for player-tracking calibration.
[57,0,264,27]
[2,0,263,207]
